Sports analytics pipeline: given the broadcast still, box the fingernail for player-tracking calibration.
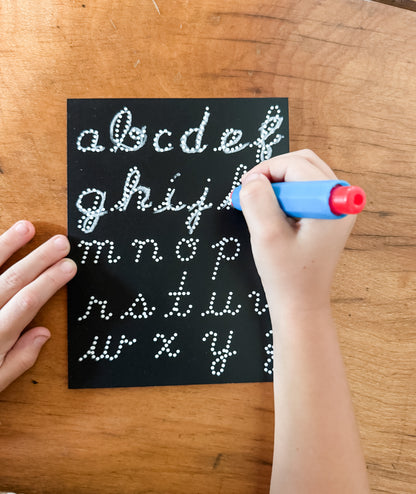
[54,235,69,250]
[34,334,50,348]
[60,259,77,274]
[242,173,261,185]
[15,221,30,235]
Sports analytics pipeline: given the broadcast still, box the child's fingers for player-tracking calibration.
[0,221,36,267]
[290,149,338,179]
[0,234,71,308]
[239,173,294,242]
[244,149,337,183]
[0,327,50,393]
[254,153,330,183]
[300,213,356,246]
[0,258,77,360]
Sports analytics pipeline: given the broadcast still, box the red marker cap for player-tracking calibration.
[329,185,366,215]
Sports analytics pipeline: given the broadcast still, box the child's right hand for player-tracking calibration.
[239,150,356,320]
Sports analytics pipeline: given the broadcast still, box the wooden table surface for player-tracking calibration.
[0,1,415,493]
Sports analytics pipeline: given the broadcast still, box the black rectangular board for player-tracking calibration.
[67,98,289,388]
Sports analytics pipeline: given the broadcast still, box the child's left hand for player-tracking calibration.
[0,221,77,393]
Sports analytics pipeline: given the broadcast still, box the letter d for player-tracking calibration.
[180,107,210,154]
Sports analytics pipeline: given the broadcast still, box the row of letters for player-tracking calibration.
[78,329,274,376]
[76,285,269,322]
[75,105,284,165]
[75,164,245,234]
[76,236,242,281]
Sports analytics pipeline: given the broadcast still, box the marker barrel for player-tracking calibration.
[231,180,365,219]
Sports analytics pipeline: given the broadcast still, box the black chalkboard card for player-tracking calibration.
[67,98,289,388]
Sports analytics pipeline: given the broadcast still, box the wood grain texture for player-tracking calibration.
[0,0,415,493]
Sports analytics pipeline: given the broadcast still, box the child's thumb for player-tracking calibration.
[239,173,293,242]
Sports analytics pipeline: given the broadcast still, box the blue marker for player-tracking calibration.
[231,180,366,219]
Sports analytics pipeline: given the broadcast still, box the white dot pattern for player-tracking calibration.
[264,330,274,375]
[131,238,163,263]
[201,291,241,317]
[211,237,241,281]
[78,334,137,362]
[248,291,269,315]
[164,271,193,318]
[120,293,156,320]
[78,239,121,264]
[175,237,200,262]
[202,330,237,376]
[153,332,180,359]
